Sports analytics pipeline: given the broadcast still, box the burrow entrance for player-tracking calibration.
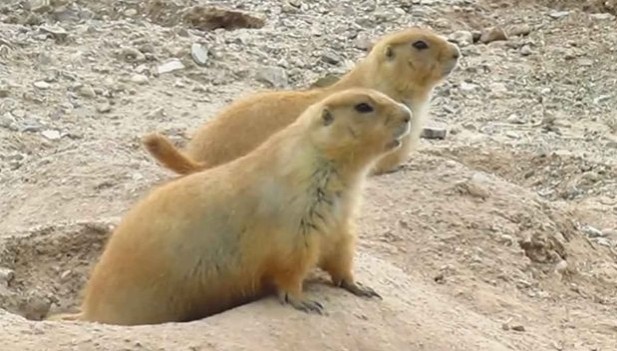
[0,221,112,320]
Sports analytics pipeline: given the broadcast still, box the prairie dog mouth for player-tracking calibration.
[386,122,411,150]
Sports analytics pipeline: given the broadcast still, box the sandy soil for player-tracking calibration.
[1,0,616,350]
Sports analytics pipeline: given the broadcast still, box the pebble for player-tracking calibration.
[121,47,146,63]
[39,25,68,41]
[0,267,14,286]
[555,259,568,274]
[507,114,525,124]
[0,112,16,130]
[354,33,372,50]
[124,8,138,17]
[191,43,209,66]
[41,129,61,140]
[33,81,51,90]
[130,74,149,85]
[549,11,569,19]
[21,293,52,321]
[460,172,491,200]
[157,59,185,74]
[460,82,479,92]
[581,224,604,238]
[421,123,448,140]
[520,45,533,56]
[77,84,96,98]
[448,30,474,47]
[255,66,288,88]
[511,325,526,332]
[96,103,112,113]
[321,51,342,65]
[589,13,614,20]
[480,27,508,44]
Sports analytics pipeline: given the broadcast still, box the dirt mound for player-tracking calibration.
[1,152,616,349]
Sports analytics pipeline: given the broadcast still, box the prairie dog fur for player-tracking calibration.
[143,26,459,175]
[47,89,412,326]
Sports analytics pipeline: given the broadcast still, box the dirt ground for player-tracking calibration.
[1,0,617,350]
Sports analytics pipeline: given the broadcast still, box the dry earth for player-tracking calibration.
[1,0,617,350]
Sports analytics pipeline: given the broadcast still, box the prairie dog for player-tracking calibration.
[47,88,412,326]
[143,26,459,175]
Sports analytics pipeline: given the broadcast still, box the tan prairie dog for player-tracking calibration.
[46,88,412,326]
[143,26,460,176]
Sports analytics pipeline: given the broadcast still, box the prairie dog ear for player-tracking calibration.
[384,45,395,60]
[321,108,334,126]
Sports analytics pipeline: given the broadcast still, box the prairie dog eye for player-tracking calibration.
[412,40,429,50]
[354,103,374,113]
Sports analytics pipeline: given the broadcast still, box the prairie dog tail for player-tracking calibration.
[142,133,204,175]
[45,312,82,322]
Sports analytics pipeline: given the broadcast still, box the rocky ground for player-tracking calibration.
[1,0,617,350]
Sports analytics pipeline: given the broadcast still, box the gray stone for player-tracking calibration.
[157,59,185,74]
[255,66,288,88]
[191,43,209,66]
[421,123,448,140]
[448,31,474,47]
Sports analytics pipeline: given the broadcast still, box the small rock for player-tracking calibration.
[471,31,482,43]
[41,129,61,140]
[590,13,615,20]
[421,123,448,140]
[581,224,604,238]
[39,25,68,41]
[33,81,51,90]
[130,74,149,85]
[448,30,474,47]
[520,45,533,56]
[121,47,146,63]
[157,59,185,74]
[549,11,569,19]
[508,24,532,37]
[255,66,288,88]
[321,51,342,65]
[480,27,508,44]
[456,172,491,200]
[124,8,138,17]
[511,325,526,332]
[507,114,525,124]
[60,269,72,281]
[191,43,209,66]
[460,81,479,92]
[555,260,568,274]
[21,293,52,321]
[354,33,372,50]
[77,84,96,98]
[0,112,16,130]
[0,267,14,286]
[96,103,112,113]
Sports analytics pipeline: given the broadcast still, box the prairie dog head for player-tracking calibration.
[303,88,412,163]
[369,27,460,94]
